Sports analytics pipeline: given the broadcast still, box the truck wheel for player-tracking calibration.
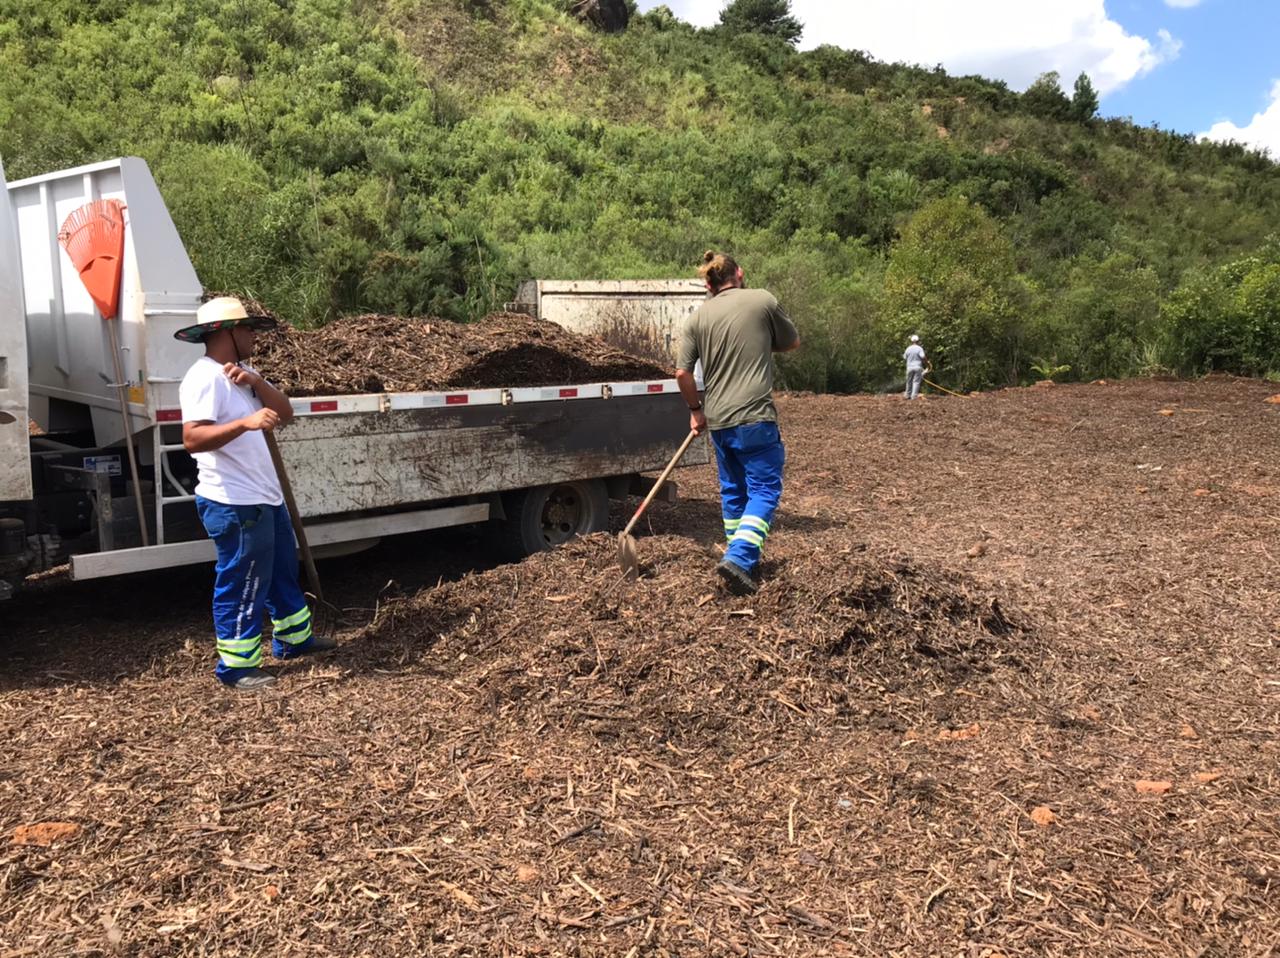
[494,480,610,559]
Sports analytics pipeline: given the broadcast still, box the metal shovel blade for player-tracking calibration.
[617,531,640,581]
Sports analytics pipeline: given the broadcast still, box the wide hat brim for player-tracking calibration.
[174,315,276,343]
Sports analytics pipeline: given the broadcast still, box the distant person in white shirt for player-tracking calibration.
[176,297,334,692]
[903,335,927,400]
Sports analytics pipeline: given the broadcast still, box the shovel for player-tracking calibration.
[617,429,699,580]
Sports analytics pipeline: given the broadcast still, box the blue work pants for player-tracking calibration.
[195,497,315,685]
[711,421,785,574]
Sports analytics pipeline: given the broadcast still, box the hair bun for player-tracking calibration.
[702,250,717,263]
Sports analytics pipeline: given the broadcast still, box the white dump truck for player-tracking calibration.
[0,157,707,599]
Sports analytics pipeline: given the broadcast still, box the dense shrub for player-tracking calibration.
[3,0,1279,389]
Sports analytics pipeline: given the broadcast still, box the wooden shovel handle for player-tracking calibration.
[621,429,699,539]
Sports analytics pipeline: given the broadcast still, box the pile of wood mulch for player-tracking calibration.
[254,312,672,396]
[0,529,1039,957]
[202,291,672,395]
[358,531,1023,750]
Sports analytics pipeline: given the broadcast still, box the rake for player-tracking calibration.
[617,429,698,580]
[58,200,150,546]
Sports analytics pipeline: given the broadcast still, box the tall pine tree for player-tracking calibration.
[718,0,803,45]
[1071,72,1100,123]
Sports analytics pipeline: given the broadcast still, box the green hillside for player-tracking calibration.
[2,0,1279,390]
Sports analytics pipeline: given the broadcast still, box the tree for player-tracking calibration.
[1022,71,1071,121]
[718,0,803,45]
[884,196,1028,389]
[1162,238,1280,376]
[1071,72,1100,123]
[1049,254,1161,380]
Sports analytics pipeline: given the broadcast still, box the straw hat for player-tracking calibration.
[174,296,276,343]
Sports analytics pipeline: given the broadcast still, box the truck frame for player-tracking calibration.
[0,158,706,598]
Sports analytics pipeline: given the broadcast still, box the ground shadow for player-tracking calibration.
[1,499,849,691]
[613,493,848,546]
[0,526,501,690]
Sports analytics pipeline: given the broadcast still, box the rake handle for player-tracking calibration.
[105,320,150,547]
[621,429,699,539]
[265,430,323,604]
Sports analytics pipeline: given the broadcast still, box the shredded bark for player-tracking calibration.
[260,313,671,397]
[2,376,1278,956]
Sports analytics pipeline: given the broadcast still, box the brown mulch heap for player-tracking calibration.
[2,377,1279,956]
[360,532,1022,751]
[252,313,673,397]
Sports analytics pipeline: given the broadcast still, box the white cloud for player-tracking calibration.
[1163,0,1203,8]
[1199,81,1280,158]
[639,1,1180,96]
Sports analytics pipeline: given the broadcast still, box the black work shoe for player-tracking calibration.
[276,634,338,659]
[229,668,278,692]
[717,559,759,596]
[304,634,338,653]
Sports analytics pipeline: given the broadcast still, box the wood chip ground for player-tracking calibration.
[2,377,1278,956]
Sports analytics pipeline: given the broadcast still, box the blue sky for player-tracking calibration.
[635,1,1280,154]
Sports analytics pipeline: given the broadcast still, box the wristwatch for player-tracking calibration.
[688,402,703,412]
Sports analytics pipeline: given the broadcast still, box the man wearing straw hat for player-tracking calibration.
[175,296,334,692]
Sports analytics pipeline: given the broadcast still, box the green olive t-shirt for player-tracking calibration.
[677,287,799,431]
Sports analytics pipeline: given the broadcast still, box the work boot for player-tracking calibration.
[304,634,338,654]
[229,668,278,692]
[275,634,338,659]
[717,559,758,596]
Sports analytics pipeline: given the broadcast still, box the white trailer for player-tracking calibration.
[0,158,706,597]
[508,279,707,361]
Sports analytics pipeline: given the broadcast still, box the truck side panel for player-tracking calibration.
[9,157,202,447]
[0,158,32,501]
[279,393,709,517]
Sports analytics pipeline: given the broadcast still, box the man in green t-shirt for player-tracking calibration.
[676,251,801,595]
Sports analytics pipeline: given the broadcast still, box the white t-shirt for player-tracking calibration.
[904,344,926,371]
[179,357,284,506]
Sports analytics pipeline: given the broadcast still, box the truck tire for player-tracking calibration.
[493,480,610,559]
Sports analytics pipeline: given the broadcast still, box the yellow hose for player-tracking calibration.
[924,378,968,399]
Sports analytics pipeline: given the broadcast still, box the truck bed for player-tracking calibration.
[64,377,707,581]
[263,380,707,518]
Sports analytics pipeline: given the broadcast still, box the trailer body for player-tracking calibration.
[0,158,30,503]
[509,279,707,360]
[1,158,706,596]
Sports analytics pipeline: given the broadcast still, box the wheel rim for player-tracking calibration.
[540,485,585,546]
